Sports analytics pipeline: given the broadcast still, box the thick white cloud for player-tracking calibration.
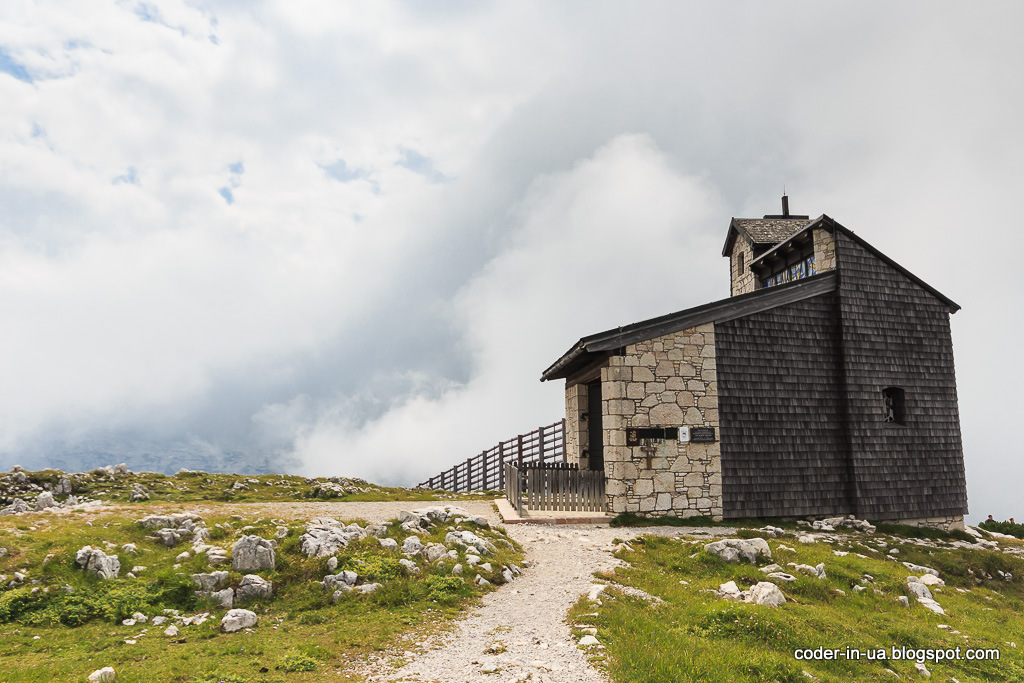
[1,1,1022,521]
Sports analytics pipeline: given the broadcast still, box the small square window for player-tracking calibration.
[882,387,905,425]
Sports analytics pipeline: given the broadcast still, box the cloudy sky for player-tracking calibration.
[1,1,1021,522]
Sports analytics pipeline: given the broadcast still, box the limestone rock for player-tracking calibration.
[75,546,120,580]
[1,498,31,515]
[898,596,910,607]
[905,579,933,601]
[399,558,420,574]
[35,491,56,511]
[378,538,399,551]
[356,583,381,594]
[88,667,117,682]
[919,574,945,587]
[164,625,179,637]
[129,484,149,502]
[579,635,600,647]
[300,524,364,557]
[191,571,229,592]
[746,582,787,607]
[704,538,771,564]
[235,574,273,602]
[402,536,425,557]
[221,609,257,632]
[231,535,275,571]
[113,463,131,476]
[766,572,797,582]
[902,562,939,577]
[326,557,338,571]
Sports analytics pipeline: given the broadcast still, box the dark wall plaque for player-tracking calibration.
[689,427,716,443]
[626,427,679,446]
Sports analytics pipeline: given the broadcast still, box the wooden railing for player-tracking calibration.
[520,463,606,513]
[417,419,566,491]
[504,463,524,516]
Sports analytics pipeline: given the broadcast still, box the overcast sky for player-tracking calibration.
[1,1,1021,523]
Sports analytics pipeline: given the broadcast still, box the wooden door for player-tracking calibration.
[586,380,604,473]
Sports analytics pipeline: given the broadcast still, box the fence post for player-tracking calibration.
[498,441,505,489]
[538,424,545,464]
[561,418,566,462]
[517,434,524,469]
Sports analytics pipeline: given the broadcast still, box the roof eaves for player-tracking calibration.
[540,272,839,381]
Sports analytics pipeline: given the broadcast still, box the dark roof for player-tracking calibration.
[540,271,838,381]
[748,215,960,314]
[721,217,811,256]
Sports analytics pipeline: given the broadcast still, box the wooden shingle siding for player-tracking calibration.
[835,232,967,519]
[716,292,854,518]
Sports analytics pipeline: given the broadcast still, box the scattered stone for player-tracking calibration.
[578,635,600,647]
[703,538,771,564]
[378,538,399,551]
[399,558,421,574]
[766,572,797,582]
[35,491,56,511]
[235,574,273,602]
[327,557,339,571]
[88,667,116,682]
[221,609,257,632]
[113,463,131,476]
[192,571,230,592]
[452,564,463,576]
[915,661,931,678]
[75,546,121,580]
[902,562,939,577]
[357,583,382,594]
[164,625,179,637]
[905,579,933,601]
[129,484,149,501]
[918,598,945,615]
[231,536,275,571]
[897,596,910,607]
[919,574,945,587]
[746,582,786,607]
[0,498,29,515]
[797,535,817,544]
[402,536,425,557]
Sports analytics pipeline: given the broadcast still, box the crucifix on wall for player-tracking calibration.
[639,438,658,469]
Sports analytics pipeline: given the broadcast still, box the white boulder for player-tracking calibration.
[221,609,257,632]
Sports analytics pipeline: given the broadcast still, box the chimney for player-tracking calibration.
[781,194,790,217]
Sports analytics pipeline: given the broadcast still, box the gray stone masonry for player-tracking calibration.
[731,235,758,295]
[601,322,723,520]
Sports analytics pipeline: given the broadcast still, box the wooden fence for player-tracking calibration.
[520,463,606,513]
[417,419,566,492]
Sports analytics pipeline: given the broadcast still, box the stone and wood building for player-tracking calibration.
[540,198,968,529]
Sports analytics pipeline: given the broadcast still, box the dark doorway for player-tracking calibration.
[586,380,604,473]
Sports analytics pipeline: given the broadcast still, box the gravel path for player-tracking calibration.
[357,521,736,683]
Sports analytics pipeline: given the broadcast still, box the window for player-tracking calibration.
[760,253,817,289]
[737,251,745,274]
[882,387,905,425]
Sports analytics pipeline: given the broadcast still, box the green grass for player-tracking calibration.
[0,500,522,682]
[1,467,500,506]
[570,532,1024,682]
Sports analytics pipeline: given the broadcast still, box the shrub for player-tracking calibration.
[280,652,318,672]
[345,554,402,583]
[426,575,465,603]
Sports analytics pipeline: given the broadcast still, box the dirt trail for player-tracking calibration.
[359,521,735,683]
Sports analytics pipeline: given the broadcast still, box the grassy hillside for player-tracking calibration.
[0,468,515,682]
[571,526,1024,682]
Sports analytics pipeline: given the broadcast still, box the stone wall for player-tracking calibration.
[730,235,758,296]
[564,382,588,468]
[601,323,722,519]
[813,226,836,272]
